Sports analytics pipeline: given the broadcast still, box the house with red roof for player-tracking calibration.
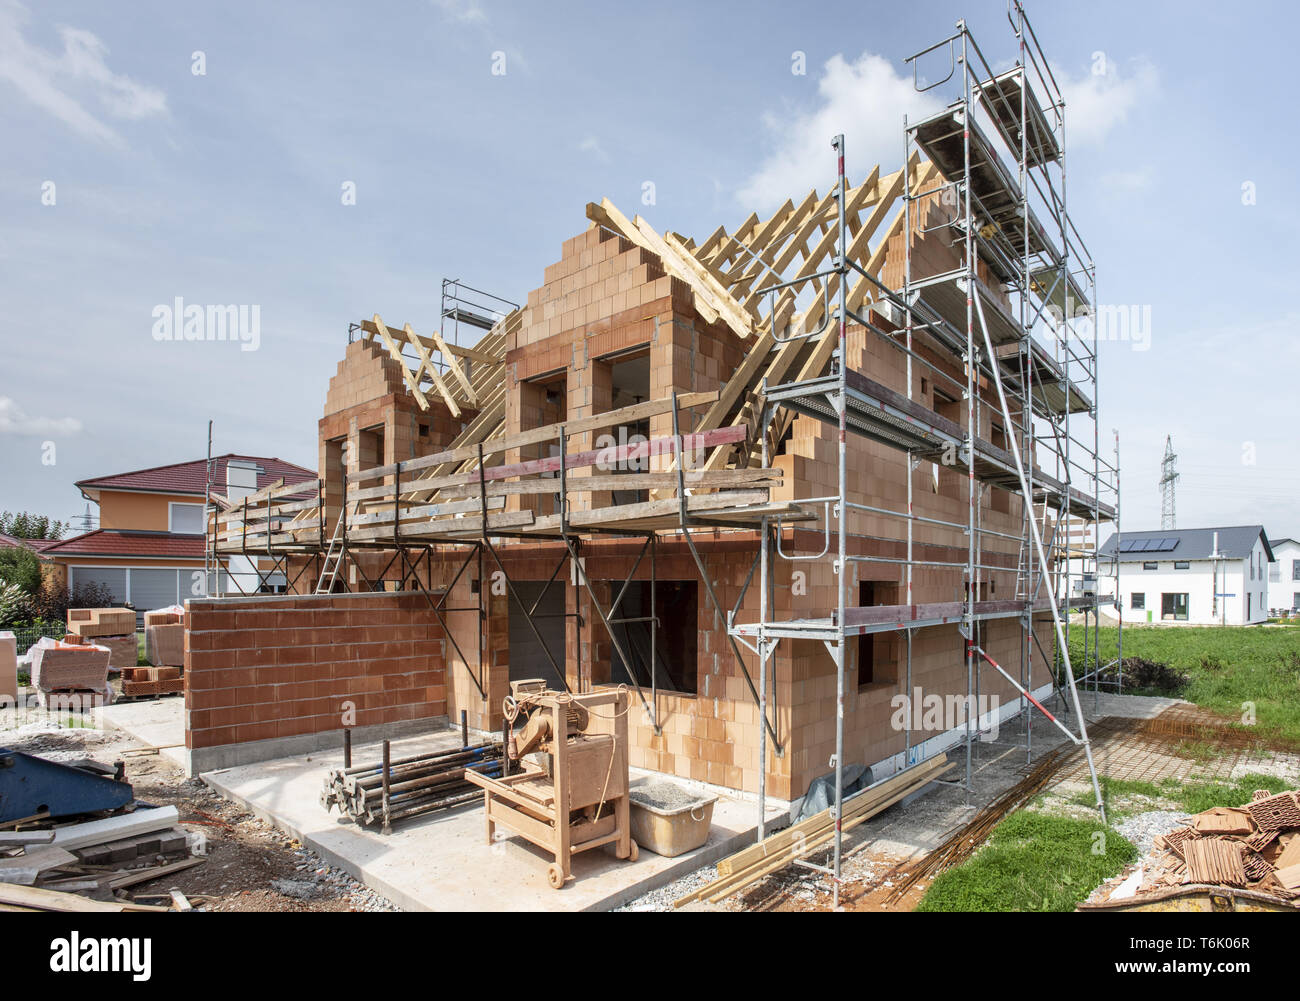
[0,532,59,554]
[40,455,316,612]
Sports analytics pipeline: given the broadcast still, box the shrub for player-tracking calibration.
[28,578,116,623]
[1093,656,1189,696]
[0,578,32,628]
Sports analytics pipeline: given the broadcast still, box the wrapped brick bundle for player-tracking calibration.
[29,638,111,692]
[144,604,185,627]
[145,623,185,668]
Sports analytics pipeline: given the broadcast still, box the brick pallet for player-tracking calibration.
[120,666,184,698]
[37,688,110,710]
[120,677,184,698]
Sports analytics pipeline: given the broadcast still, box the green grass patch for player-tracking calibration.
[1099,777,1165,799]
[1163,773,1289,814]
[1065,777,1174,819]
[916,811,1137,912]
[1068,626,1300,746]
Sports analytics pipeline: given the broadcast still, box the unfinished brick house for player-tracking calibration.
[198,73,1115,852]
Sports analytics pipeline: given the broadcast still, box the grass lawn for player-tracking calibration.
[1066,772,1293,820]
[1068,625,1300,747]
[916,811,1136,912]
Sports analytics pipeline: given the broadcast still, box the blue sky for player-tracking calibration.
[0,0,1295,538]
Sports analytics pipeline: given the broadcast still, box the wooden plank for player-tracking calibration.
[704,771,942,904]
[434,468,781,499]
[359,318,502,365]
[676,755,950,907]
[403,322,462,418]
[344,510,535,542]
[474,425,746,484]
[715,755,950,878]
[370,314,431,410]
[109,856,205,889]
[428,325,477,404]
[0,882,133,912]
[348,390,721,484]
[523,490,769,533]
[348,496,505,527]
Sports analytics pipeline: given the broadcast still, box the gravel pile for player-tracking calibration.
[615,863,719,911]
[629,780,714,813]
[1113,810,1189,857]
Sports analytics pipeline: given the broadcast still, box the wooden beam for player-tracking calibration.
[429,325,477,404]
[403,322,462,418]
[370,314,431,411]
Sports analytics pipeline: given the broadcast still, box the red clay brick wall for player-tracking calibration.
[184,592,447,751]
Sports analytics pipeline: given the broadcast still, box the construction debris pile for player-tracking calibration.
[0,749,206,913]
[1139,789,1300,901]
[321,740,504,831]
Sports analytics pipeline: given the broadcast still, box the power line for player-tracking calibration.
[1159,434,1179,530]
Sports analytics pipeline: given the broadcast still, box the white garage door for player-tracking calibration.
[68,567,127,604]
[130,569,181,612]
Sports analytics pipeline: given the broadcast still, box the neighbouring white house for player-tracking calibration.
[1267,537,1300,613]
[1098,525,1273,626]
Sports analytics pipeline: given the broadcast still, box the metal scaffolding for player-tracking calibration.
[728,1,1122,905]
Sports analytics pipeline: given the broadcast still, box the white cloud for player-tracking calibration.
[0,1,166,147]
[0,397,82,436]
[430,0,488,26]
[738,52,944,210]
[578,135,609,163]
[1056,58,1158,148]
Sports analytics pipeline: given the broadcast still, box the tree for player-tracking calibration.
[0,511,67,541]
[0,546,42,595]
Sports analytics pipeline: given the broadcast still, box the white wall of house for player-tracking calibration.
[1104,546,1269,625]
[1268,539,1300,612]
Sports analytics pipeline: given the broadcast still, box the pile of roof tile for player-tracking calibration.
[1145,789,1300,899]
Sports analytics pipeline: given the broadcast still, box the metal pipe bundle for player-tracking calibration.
[320,739,503,831]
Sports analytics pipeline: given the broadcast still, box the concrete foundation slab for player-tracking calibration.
[200,725,786,911]
[97,698,187,770]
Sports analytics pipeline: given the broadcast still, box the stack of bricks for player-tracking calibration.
[66,608,137,673]
[318,338,473,533]
[505,225,747,513]
[29,637,111,705]
[184,592,447,755]
[130,606,187,698]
